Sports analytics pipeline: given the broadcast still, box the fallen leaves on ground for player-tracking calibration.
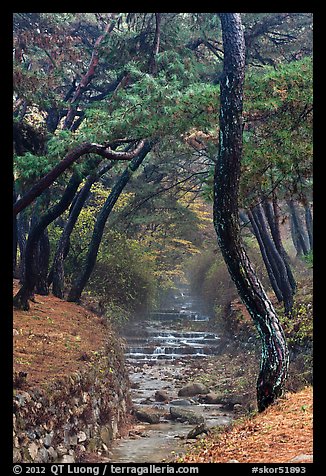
[13,280,110,388]
[178,386,313,463]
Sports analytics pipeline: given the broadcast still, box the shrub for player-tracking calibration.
[87,230,158,315]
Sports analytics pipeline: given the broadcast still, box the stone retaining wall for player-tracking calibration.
[13,341,132,463]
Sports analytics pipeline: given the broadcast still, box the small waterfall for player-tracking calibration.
[153,346,166,355]
[122,283,223,362]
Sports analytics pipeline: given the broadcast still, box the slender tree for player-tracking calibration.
[251,203,293,315]
[63,14,118,130]
[213,13,288,411]
[247,209,283,303]
[301,195,313,251]
[51,161,114,298]
[35,228,50,295]
[263,196,296,293]
[13,173,82,310]
[287,199,310,256]
[67,141,152,302]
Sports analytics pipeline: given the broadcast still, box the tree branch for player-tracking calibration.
[13,140,146,215]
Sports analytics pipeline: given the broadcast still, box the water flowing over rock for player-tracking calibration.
[109,283,234,463]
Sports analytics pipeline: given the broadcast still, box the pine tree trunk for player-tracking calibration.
[287,199,309,256]
[248,209,283,303]
[51,162,114,298]
[13,183,18,275]
[214,13,288,411]
[67,142,152,302]
[35,228,50,295]
[268,197,296,293]
[13,174,82,310]
[290,215,303,256]
[304,202,313,251]
[17,209,28,283]
[252,204,293,315]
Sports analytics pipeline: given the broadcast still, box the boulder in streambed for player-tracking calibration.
[170,406,205,425]
[199,391,245,409]
[155,390,170,402]
[178,382,210,397]
[187,422,210,439]
[134,408,162,424]
[201,392,223,404]
[170,399,193,406]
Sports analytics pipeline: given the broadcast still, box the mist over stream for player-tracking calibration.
[109,283,234,463]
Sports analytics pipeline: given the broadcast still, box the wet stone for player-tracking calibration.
[170,399,192,406]
[170,407,205,425]
[178,382,210,397]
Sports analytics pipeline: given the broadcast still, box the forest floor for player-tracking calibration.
[13,279,110,389]
[176,386,313,463]
[13,280,313,464]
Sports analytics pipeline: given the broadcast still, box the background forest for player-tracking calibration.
[13,12,312,349]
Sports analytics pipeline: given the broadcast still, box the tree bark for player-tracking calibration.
[51,161,114,298]
[303,200,313,251]
[214,13,288,411]
[13,174,82,310]
[13,139,146,216]
[63,15,117,130]
[252,203,293,315]
[266,197,296,293]
[149,13,161,75]
[287,199,309,256]
[35,228,50,295]
[13,182,18,275]
[17,208,29,282]
[248,209,283,303]
[67,141,152,302]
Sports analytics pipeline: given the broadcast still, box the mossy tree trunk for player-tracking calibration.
[214,13,289,411]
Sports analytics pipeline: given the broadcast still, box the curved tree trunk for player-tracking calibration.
[13,174,82,310]
[51,162,114,298]
[13,139,146,216]
[214,13,288,411]
[63,15,117,130]
[67,142,152,302]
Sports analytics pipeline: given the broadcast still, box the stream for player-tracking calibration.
[109,284,234,463]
